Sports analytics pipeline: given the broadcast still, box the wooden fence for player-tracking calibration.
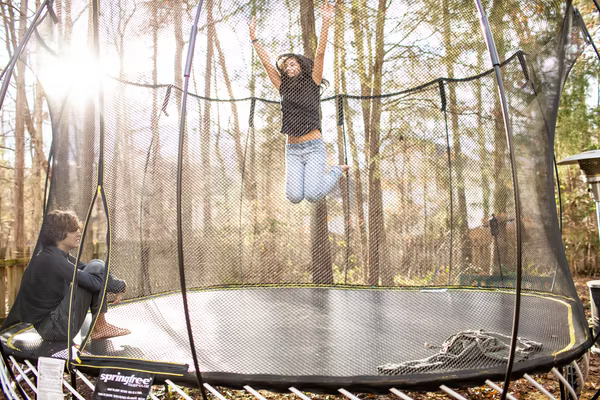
[0,246,32,319]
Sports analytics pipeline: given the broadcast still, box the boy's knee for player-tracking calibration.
[85,259,105,274]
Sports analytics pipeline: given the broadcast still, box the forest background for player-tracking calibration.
[1,0,600,279]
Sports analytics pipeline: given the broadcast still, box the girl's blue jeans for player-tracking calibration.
[285,138,343,204]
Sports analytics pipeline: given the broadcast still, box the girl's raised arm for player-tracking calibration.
[249,17,281,90]
[312,1,335,86]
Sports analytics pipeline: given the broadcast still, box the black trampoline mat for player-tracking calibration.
[2,287,588,378]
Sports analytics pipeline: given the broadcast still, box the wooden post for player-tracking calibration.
[6,248,16,308]
[0,249,6,318]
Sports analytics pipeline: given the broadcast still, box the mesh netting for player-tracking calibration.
[2,0,593,392]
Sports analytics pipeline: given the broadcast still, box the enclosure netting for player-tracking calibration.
[4,0,594,392]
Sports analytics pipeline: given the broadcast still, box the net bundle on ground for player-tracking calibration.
[0,0,593,393]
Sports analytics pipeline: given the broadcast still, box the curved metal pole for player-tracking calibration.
[0,0,50,111]
[472,1,523,399]
[176,1,208,399]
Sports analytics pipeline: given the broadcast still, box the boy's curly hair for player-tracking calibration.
[40,210,81,247]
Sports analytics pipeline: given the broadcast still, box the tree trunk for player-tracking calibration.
[443,0,471,267]
[140,0,161,295]
[300,0,317,58]
[350,0,371,147]
[367,0,387,286]
[210,26,244,176]
[33,0,46,232]
[202,0,215,237]
[338,36,368,280]
[300,0,333,284]
[333,4,353,279]
[65,0,71,42]
[489,0,509,276]
[477,48,490,224]
[13,0,28,254]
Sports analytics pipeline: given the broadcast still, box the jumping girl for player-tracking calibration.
[248,1,349,204]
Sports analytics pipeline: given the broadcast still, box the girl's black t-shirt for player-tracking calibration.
[279,73,321,137]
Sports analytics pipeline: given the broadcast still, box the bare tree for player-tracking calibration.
[206,26,245,177]
[12,0,28,255]
[366,0,388,285]
[442,0,472,267]
[202,0,215,236]
[300,0,333,284]
[332,3,356,278]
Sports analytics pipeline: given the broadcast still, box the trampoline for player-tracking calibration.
[0,0,596,397]
[0,286,591,392]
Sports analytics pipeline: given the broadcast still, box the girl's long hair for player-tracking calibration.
[276,53,329,91]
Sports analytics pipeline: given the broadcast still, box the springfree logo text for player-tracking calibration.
[99,372,152,388]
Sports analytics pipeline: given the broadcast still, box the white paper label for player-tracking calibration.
[37,357,65,400]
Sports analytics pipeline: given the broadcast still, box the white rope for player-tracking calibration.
[204,383,227,400]
[165,379,193,400]
[8,357,36,394]
[23,359,85,400]
[571,360,584,394]
[338,388,361,399]
[390,387,415,400]
[552,367,578,400]
[523,373,556,400]
[440,385,467,400]
[485,380,518,400]
[244,385,268,400]
[289,386,312,400]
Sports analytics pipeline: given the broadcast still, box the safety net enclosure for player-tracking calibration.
[0,0,594,394]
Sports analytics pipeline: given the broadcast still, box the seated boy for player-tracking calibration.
[2,210,130,341]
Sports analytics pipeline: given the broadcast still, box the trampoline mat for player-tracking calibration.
[1,287,588,388]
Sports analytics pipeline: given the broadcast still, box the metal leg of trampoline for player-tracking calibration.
[0,358,13,400]
[390,387,415,400]
[1,357,25,400]
[289,386,312,400]
[486,379,519,400]
[440,385,468,400]
[523,374,557,400]
[571,360,584,394]
[7,361,32,400]
[23,359,85,400]
[204,383,227,400]
[8,357,36,395]
[244,385,268,400]
[165,379,194,399]
[0,360,19,400]
[338,388,361,399]
[552,367,579,400]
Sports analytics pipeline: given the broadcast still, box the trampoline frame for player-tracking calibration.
[0,285,594,393]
